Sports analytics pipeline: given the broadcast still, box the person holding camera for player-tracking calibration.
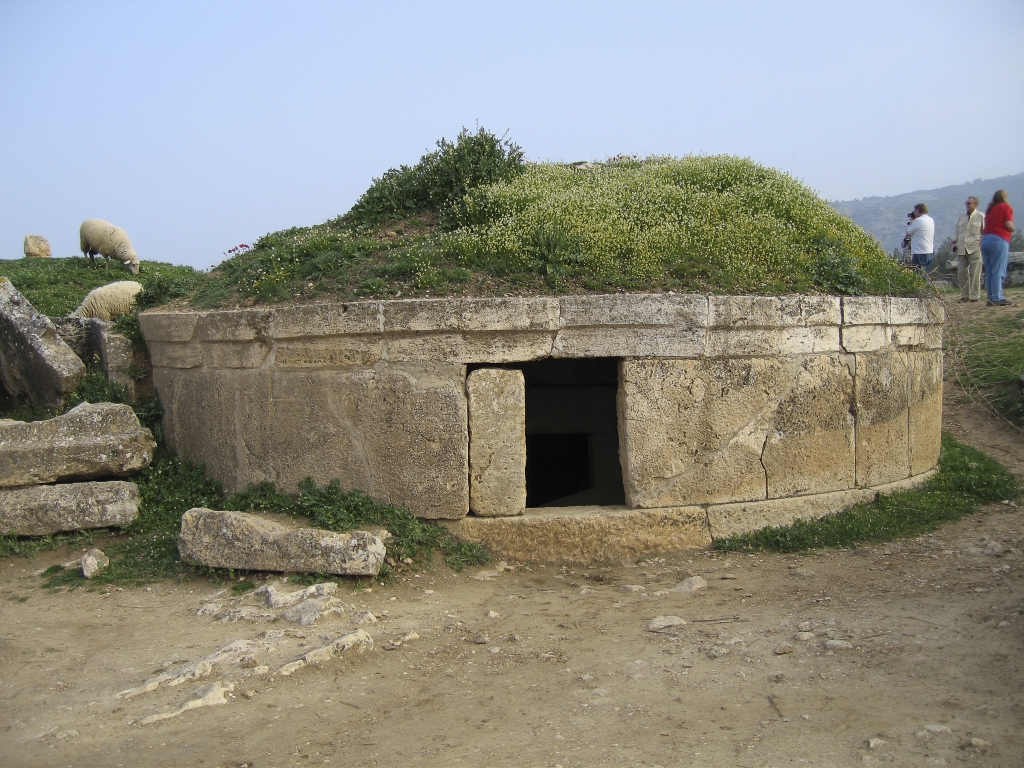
[954,196,985,302]
[981,189,1015,306]
[904,203,935,277]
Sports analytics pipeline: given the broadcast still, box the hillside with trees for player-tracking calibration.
[832,172,1024,251]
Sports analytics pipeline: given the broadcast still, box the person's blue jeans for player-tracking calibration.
[981,234,1009,302]
[911,252,933,280]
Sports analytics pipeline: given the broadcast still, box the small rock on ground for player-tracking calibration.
[676,576,707,593]
[81,548,108,579]
[647,615,687,631]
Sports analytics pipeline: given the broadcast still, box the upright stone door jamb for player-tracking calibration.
[467,368,526,516]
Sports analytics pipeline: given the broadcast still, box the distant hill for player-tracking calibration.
[831,172,1024,251]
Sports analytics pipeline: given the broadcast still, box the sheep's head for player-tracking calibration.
[123,246,140,275]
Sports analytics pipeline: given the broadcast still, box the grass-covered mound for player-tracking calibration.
[190,130,924,307]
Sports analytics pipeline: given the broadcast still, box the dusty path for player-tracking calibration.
[1,400,1022,768]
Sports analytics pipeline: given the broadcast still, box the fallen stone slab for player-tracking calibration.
[0,402,155,488]
[177,509,387,576]
[0,480,139,536]
[0,277,85,408]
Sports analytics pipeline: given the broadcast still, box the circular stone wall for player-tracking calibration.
[140,293,944,563]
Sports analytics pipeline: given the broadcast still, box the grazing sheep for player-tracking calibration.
[70,281,143,321]
[79,218,140,275]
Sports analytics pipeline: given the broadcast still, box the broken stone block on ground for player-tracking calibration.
[23,235,51,258]
[81,547,109,578]
[0,277,85,408]
[0,480,139,536]
[177,508,387,576]
[0,402,156,488]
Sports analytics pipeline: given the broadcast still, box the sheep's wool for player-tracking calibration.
[70,281,143,321]
[79,218,140,274]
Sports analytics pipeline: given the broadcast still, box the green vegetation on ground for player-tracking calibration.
[949,286,1024,425]
[0,256,204,317]
[714,434,1020,553]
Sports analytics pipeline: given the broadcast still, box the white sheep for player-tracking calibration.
[79,218,140,275]
[70,281,143,321]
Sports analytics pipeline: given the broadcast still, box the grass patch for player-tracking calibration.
[715,434,1019,553]
[0,256,205,317]
[951,286,1024,424]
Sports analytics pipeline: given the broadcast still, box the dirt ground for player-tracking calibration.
[2,383,1023,767]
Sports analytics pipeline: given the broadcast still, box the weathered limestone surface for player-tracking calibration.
[439,505,710,564]
[142,293,943,536]
[50,317,96,364]
[908,350,943,476]
[177,508,386,576]
[93,321,137,402]
[762,355,856,498]
[156,365,469,518]
[0,278,85,407]
[0,403,155,488]
[706,468,938,539]
[0,480,139,536]
[706,489,876,539]
[854,349,910,487]
[49,318,137,400]
[23,235,51,258]
[81,548,109,579]
[620,358,791,508]
[467,368,526,517]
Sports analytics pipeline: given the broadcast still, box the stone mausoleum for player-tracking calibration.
[139,293,943,563]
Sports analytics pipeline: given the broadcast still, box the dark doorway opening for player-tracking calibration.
[469,358,625,507]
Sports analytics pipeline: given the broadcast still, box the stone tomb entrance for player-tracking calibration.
[467,359,625,515]
[140,293,945,562]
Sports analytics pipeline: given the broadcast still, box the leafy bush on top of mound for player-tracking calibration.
[340,126,526,229]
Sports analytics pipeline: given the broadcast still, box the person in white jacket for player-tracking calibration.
[906,203,935,276]
[954,196,985,302]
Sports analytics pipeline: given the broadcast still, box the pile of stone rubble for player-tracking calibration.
[0,278,157,574]
[0,401,156,536]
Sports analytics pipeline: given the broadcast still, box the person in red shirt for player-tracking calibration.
[981,190,1015,306]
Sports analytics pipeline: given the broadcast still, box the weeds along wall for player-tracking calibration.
[139,293,944,543]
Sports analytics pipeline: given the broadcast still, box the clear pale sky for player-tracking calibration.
[2,1,1022,271]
